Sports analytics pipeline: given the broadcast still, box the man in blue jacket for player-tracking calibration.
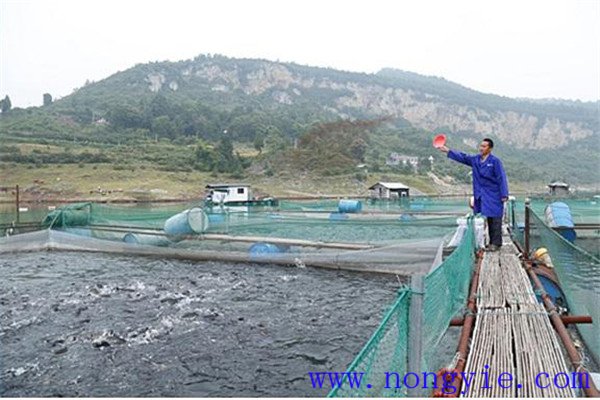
[439,138,509,251]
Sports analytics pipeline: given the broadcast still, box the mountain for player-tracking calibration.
[1,54,598,185]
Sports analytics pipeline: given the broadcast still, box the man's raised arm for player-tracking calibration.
[438,145,473,167]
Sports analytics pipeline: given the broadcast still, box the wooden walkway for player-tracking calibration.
[461,235,576,397]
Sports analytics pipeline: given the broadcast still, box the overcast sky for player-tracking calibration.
[1,0,599,107]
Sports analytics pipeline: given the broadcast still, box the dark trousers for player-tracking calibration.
[487,217,503,246]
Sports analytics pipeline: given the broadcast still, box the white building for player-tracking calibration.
[386,153,419,169]
[368,182,410,199]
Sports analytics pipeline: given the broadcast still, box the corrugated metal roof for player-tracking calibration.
[368,182,410,190]
[206,183,250,188]
[548,181,569,188]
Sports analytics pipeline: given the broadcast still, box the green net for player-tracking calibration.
[509,197,600,257]
[422,219,475,373]
[0,198,471,275]
[38,200,463,245]
[528,209,600,366]
[328,289,411,397]
[42,202,195,230]
[277,197,471,214]
[507,199,525,246]
[329,219,475,397]
[510,197,600,225]
[0,205,48,225]
[529,197,600,225]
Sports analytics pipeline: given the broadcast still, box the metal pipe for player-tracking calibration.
[555,225,600,231]
[15,184,20,224]
[524,198,531,259]
[560,315,593,325]
[434,250,483,397]
[524,261,600,397]
[407,274,425,397]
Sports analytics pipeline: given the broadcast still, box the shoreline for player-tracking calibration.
[0,191,577,205]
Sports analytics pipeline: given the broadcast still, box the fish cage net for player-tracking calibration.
[329,220,476,397]
[2,199,480,397]
[327,290,411,397]
[1,199,472,275]
[511,197,600,233]
[525,209,600,367]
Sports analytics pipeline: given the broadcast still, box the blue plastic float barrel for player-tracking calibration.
[123,232,171,247]
[164,208,209,236]
[249,242,286,256]
[544,202,576,242]
[338,200,362,213]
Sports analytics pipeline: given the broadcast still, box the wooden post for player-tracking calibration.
[15,184,20,224]
[510,198,516,229]
[407,274,425,397]
[524,198,530,259]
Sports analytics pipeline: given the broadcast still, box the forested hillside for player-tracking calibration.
[1,54,598,189]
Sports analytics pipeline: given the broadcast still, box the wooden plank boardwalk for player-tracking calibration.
[461,234,575,397]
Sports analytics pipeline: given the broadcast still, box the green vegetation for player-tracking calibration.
[43,93,53,106]
[1,54,598,199]
[0,95,12,113]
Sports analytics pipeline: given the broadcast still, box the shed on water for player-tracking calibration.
[548,181,570,196]
[368,182,410,199]
[205,183,251,204]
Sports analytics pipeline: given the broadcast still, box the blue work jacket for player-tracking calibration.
[447,150,509,218]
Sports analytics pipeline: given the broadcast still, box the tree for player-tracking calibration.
[108,105,144,129]
[213,137,242,173]
[151,116,176,139]
[0,95,12,113]
[263,126,287,154]
[195,139,214,171]
[146,94,171,119]
[43,93,53,106]
[253,131,265,153]
[349,137,367,162]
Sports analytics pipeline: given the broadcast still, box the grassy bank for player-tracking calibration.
[2,161,542,204]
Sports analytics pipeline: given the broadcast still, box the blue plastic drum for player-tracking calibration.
[544,202,576,242]
[164,208,210,236]
[249,242,285,256]
[338,200,362,213]
[123,232,171,247]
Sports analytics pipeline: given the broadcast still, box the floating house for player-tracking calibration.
[205,183,251,204]
[205,183,278,207]
[368,182,410,199]
[548,181,570,196]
